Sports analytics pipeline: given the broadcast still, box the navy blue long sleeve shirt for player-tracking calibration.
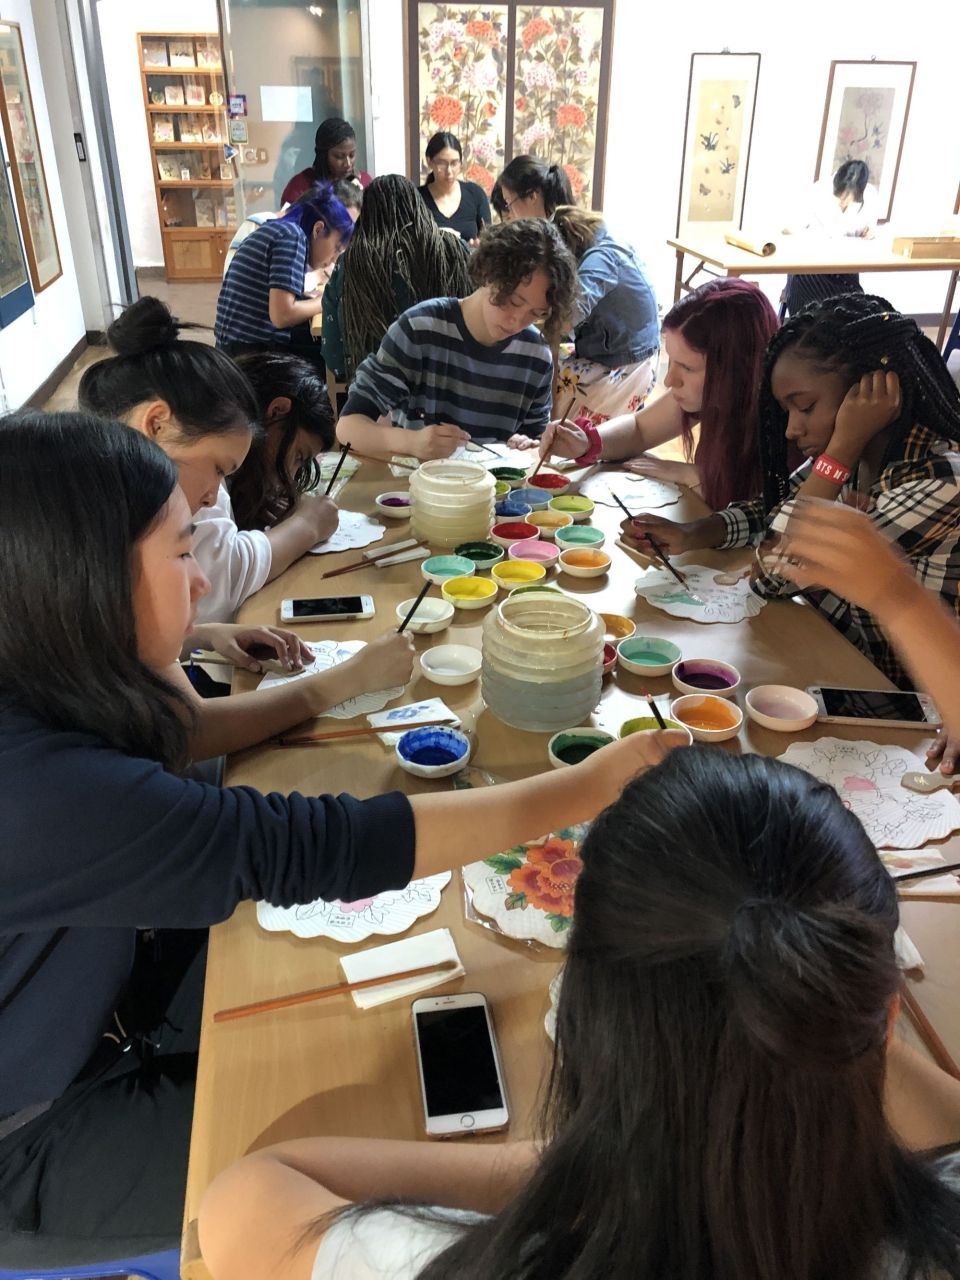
[0,699,415,1115]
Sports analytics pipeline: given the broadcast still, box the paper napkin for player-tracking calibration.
[366,698,460,745]
[340,927,464,1009]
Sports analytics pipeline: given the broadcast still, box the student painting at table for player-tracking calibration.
[321,174,471,382]
[80,298,414,749]
[199,746,960,1280]
[215,183,354,358]
[191,349,341,627]
[539,278,780,509]
[624,294,960,688]
[335,219,579,457]
[280,116,372,208]
[418,132,491,245]
[0,410,679,1267]
[491,153,573,223]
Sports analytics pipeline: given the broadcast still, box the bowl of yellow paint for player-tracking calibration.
[441,575,499,610]
[491,559,547,591]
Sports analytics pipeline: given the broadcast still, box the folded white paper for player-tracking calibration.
[895,926,924,972]
[366,698,460,745]
[340,927,464,1009]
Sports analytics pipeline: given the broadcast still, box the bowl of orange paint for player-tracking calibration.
[669,694,743,743]
[558,547,612,579]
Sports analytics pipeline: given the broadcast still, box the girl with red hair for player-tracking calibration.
[540,278,779,510]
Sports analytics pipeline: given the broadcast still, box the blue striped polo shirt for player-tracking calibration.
[215,219,307,346]
[341,298,553,442]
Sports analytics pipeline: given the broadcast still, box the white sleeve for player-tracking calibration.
[311,1207,482,1280]
[192,485,273,624]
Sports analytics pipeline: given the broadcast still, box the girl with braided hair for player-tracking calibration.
[321,174,471,381]
[625,293,960,687]
[201,747,960,1280]
[540,278,780,509]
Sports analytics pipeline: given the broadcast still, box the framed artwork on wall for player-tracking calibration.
[0,143,34,326]
[0,22,62,293]
[814,59,916,224]
[406,1,616,209]
[676,51,760,238]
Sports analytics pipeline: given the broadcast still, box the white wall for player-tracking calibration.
[97,0,218,267]
[367,0,958,319]
[0,0,87,408]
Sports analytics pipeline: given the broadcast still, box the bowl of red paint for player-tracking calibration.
[490,520,539,548]
[671,659,741,698]
[529,471,571,495]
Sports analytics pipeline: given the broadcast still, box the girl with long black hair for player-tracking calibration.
[418,131,491,244]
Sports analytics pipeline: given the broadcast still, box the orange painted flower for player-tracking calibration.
[521,16,553,50]
[563,163,585,197]
[515,95,527,112]
[465,18,499,45]
[557,35,569,52]
[430,95,464,129]
[557,103,586,130]
[507,837,582,917]
[484,101,497,118]
[465,161,495,195]
[452,44,465,60]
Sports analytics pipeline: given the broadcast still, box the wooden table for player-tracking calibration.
[180,463,959,1277]
[668,234,960,350]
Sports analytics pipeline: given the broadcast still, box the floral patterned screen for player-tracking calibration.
[410,2,614,207]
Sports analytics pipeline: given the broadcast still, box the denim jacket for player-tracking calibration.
[572,224,660,369]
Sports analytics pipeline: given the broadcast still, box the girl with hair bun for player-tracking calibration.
[491,154,573,221]
[541,278,780,509]
[80,296,416,741]
[200,747,960,1280]
[624,293,960,688]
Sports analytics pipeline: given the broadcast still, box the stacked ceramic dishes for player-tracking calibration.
[409,459,496,549]
[481,592,604,732]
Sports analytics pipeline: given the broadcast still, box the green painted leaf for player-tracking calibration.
[547,912,573,932]
[505,892,528,911]
[484,853,524,875]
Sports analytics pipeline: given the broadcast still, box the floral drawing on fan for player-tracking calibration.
[255,873,452,942]
[417,5,508,195]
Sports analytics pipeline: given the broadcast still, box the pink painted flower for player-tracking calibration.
[557,103,586,130]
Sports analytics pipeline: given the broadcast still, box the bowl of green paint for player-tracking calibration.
[547,727,615,769]
[616,636,682,677]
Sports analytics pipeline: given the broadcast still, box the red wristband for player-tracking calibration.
[812,453,851,485]
[575,416,603,466]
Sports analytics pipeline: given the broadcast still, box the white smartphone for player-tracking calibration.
[279,594,375,623]
[806,685,941,730]
[411,992,510,1138]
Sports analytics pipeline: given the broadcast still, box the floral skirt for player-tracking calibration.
[555,348,659,427]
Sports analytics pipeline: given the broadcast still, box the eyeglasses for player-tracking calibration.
[433,159,461,171]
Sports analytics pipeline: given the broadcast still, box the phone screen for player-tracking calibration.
[819,688,927,722]
[416,1006,504,1116]
[290,596,364,617]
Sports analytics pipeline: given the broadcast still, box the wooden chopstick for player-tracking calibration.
[323,443,352,496]
[349,449,418,471]
[276,718,452,746]
[892,861,960,885]
[531,391,577,480]
[214,959,460,1022]
[397,581,432,635]
[320,539,427,579]
[900,982,960,1081]
[643,690,667,729]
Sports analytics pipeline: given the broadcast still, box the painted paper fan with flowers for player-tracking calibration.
[462,824,587,947]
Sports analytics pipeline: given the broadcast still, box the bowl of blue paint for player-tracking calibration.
[671,658,741,698]
[495,498,533,521]
[616,636,682,678]
[395,726,472,779]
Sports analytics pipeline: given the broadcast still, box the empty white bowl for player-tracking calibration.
[375,491,412,518]
[669,694,743,743]
[745,685,819,732]
[395,596,454,634]
[396,726,472,778]
[671,659,742,699]
[419,644,482,686]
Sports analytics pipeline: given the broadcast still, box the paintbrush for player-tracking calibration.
[470,439,502,457]
[529,391,577,481]
[891,861,960,885]
[642,690,667,729]
[214,959,460,1022]
[643,531,693,589]
[323,443,351,496]
[276,718,453,746]
[347,449,419,471]
[320,539,427,579]
[397,581,432,634]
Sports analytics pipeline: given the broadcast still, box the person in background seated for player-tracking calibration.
[322,174,471,382]
[623,294,960,689]
[281,117,372,208]
[215,184,353,359]
[418,132,491,245]
[223,179,362,279]
[782,158,879,315]
[491,153,573,222]
[80,297,414,750]
[335,219,579,457]
[199,746,960,1280]
[540,279,780,510]
[0,411,675,1270]
[193,351,340,627]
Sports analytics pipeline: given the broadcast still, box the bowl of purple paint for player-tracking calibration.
[671,658,741,699]
[375,491,412,519]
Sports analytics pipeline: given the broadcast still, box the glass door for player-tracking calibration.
[216,0,369,219]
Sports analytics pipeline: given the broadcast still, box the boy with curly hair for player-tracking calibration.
[335,219,579,455]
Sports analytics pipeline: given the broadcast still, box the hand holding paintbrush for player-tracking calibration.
[532,392,580,474]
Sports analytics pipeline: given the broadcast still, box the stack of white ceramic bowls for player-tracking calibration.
[481,593,604,732]
[409,459,496,549]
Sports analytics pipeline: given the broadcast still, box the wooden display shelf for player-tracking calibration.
[148,104,223,113]
[143,65,224,75]
[154,141,227,150]
[158,179,234,188]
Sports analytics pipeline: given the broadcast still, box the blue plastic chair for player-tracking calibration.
[0,1247,180,1280]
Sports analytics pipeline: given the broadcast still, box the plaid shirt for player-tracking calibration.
[717,423,960,688]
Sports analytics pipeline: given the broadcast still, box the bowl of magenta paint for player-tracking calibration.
[374,491,412,518]
[671,658,741,698]
[744,684,818,732]
[602,641,618,675]
[547,727,615,769]
[616,636,682,678]
[395,726,472,779]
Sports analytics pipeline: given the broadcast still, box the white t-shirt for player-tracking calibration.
[312,1207,484,1280]
[803,178,880,238]
[192,484,272,624]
